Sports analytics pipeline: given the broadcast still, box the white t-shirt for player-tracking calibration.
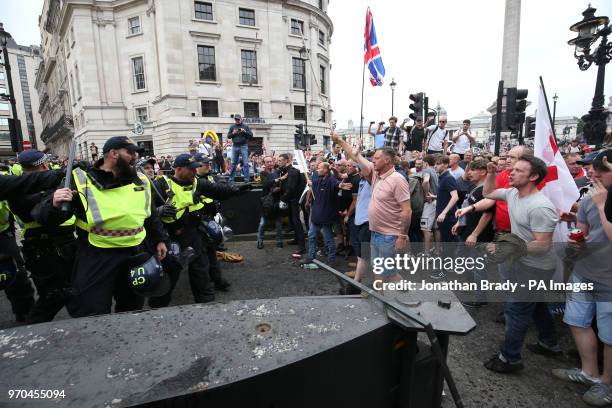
[198,142,211,156]
[426,125,448,151]
[452,131,471,154]
[449,166,465,180]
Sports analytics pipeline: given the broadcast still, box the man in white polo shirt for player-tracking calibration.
[452,119,475,160]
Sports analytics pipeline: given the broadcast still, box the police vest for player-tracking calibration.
[10,164,23,176]
[9,207,76,232]
[72,168,151,248]
[199,174,215,204]
[161,176,204,223]
[0,171,10,234]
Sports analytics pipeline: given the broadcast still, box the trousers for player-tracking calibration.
[0,231,35,320]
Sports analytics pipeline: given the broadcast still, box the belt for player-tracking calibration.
[90,226,144,237]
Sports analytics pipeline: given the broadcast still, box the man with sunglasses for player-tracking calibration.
[425,116,449,155]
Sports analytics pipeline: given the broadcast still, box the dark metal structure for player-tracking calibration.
[0,294,475,408]
[568,5,611,146]
[0,23,23,153]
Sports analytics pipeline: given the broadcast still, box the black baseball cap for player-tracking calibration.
[102,136,144,154]
[193,153,211,164]
[173,153,202,169]
[576,151,599,165]
[592,149,612,171]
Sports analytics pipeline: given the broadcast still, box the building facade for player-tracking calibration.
[37,0,333,160]
[0,35,43,157]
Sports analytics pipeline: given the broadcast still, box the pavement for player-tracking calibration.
[0,238,596,407]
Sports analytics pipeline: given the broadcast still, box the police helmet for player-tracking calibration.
[127,254,171,297]
[0,256,17,291]
[200,219,224,245]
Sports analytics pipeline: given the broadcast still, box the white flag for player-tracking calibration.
[533,84,580,213]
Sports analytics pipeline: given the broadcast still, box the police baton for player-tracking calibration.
[60,141,77,212]
[136,166,166,203]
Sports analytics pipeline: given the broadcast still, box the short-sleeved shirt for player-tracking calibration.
[421,167,438,196]
[426,125,449,151]
[461,185,495,242]
[360,163,410,236]
[355,178,372,226]
[452,132,472,154]
[495,169,511,232]
[500,188,558,270]
[436,170,458,219]
[573,194,612,281]
[383,127,404,151]
[449,166,465,180]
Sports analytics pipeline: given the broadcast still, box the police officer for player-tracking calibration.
[8,150,76,323]
[0,163,35,323]
[151,154,248,304]
[195,154,230,291]
[41,136,168,317]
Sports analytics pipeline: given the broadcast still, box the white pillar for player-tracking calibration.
[501,0,521,88]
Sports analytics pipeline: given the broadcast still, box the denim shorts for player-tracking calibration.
[370,231,398,277]
[563,273,612,345]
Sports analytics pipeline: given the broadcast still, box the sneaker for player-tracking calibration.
[583,383,612,407]
[345,271,356,278]
[551,368,600,386]
[300,263,319,270]
[257,240,264,249]
[293,248,306,256]
[527,342,562,357]
[484,353,524,373]
[299,257,314,265]
[429,271,446,280]
[276,242,283,248]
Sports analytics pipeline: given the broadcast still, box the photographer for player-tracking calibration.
[228,114,253,183]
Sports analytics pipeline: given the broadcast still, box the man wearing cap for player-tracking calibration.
[137,157,157,179]
[42,136,169,317]
[6,150,77,323]
[152,153,250,303]
[228,114,253,183]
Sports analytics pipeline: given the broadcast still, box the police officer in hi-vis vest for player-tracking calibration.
[41,136,168,317]
[150,153,249,304]
[7,150,77,323]
[0,163,36,323]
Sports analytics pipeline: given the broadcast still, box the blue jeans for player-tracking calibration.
[370,231,398,277]
[229,145,249,181]
[500,263,558,362]
[308,223,335,262]
[257,216,282,244]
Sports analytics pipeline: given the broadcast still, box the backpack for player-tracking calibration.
[407,174,425,214]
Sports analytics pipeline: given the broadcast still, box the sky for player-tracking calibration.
[1,0,611,129]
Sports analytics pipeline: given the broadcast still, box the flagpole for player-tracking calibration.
[539,76,558,145]
[359,59,366,150]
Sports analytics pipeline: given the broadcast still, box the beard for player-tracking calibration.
[117,155,137,179]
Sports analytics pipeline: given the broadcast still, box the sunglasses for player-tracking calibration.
[439,120,447,123]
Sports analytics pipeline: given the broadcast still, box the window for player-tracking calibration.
[74,64,82,98]
[131,56,146,90]
[70,26,75,45]
[240,50,257,84]
[0,72,4,80]
[294,105,305,120]
[244,102,259,118]
[197,45,216,81]
[0,118,8,126]
[321,109,326,123]
[319,0,324,10]
[201,100,219,117]
[320,65,326,94]
[69,73,76,102]
[239,8,255,26]
[128,16,141,35]
[292,57,305,89]
[318,30,325,46]
[194,1,213,20]
[0,87,6,94]
[135,106,148,122]
[290,19,303,36]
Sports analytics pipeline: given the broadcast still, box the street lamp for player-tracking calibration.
[568,5,611,146]
[299,46,309,136]
[0,22,25,152]
[389,78,396,116]
[552,93,558,129]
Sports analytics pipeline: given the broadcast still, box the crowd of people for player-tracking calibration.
[1,110,611,406]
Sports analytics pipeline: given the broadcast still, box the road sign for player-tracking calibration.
[22,140,32,150]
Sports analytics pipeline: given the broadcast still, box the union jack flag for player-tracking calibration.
[364,7,385,86]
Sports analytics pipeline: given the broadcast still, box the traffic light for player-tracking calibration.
[409,92,424,121]
[309,134,317,145]
[506,87,528,131]
[525,116,536,138]
[8,118,23,153]
[294,124,305,150]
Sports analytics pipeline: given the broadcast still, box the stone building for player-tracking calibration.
[36,0,333,160]
[0,33,43,157]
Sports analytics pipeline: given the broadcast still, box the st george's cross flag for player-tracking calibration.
[364,7,386,86]
[534,84,580,214]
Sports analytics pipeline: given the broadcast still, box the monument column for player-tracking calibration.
[500,0,521,88]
